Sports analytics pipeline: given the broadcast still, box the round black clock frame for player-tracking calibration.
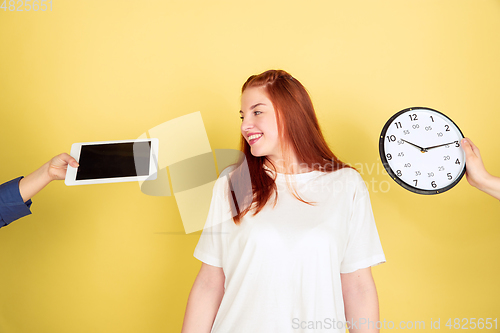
[379,107,467,195]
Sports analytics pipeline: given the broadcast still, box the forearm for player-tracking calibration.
[182,271,224,333]
[18,162,53,202]
[344,289,379,333]
[476,173,500,201]
[342,268,380,333]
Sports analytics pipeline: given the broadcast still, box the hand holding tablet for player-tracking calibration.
[65,139,159,186]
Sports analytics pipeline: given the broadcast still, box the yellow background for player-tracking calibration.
[1,0,499,332]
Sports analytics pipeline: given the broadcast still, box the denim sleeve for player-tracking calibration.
[0,177,32,228]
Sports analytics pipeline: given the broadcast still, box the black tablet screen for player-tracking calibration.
[76,141,151,180]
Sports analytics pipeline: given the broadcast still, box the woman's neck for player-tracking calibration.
[265,156,312,174]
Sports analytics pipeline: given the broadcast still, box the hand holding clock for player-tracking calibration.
[461,138,500,200]
[381,107,499,198]
[379,107,466,194]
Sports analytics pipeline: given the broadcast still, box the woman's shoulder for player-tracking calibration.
[213,164,245,194]
[316,166,367,195]
[322,166,363,182]
[213,172,230,193]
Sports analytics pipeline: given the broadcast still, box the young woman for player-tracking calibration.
[182,70,385,333]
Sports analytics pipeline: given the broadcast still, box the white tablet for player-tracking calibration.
[65,139,159,186]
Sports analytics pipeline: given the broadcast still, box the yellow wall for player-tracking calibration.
[1,1,499,332]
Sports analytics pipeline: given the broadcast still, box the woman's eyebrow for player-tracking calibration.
[239,103,266,113]
[239,103,267,114]
[250,103,266,110]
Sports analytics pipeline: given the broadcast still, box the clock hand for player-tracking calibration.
[400,139,427,153]
[424,141,457,151]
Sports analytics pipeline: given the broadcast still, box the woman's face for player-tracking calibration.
[240,86,281,162]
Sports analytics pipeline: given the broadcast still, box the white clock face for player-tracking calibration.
[379,107,466,194]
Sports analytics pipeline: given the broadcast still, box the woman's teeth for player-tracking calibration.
[248,134,263,140]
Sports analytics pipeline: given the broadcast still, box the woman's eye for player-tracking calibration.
[239,111,261,120]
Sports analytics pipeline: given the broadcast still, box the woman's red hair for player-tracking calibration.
[228,69,350,224]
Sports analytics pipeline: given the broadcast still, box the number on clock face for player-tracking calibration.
[379,107,466,194]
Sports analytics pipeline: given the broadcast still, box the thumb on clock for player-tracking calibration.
[461,137,489,190]
[461,138,481,159]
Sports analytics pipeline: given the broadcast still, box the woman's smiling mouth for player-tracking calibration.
[248,133,263,145]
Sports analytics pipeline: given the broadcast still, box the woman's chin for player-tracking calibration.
[250,148,265,157]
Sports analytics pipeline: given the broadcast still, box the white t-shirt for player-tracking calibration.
[194,166,385,333]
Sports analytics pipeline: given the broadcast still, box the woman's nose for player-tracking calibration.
[241,117,254,132]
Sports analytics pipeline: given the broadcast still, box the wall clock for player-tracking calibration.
[379,107,466,195]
